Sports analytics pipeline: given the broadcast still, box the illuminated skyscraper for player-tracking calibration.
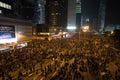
[67,0,81,31]
[34,0,46,25]
[67,0,76,30]
[45,0,68,28]
[76,0,81,28]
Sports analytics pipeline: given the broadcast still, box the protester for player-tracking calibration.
[0,33,119,80]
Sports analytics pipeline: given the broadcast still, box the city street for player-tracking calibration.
[0,33,120,80]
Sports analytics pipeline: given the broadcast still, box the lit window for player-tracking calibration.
[0,2,2,7]
[51,13,54,15]
[6,4,9,9]
[86,18,89,22]
[8,5,12,10]
[0,10,2,14]
[3,3,6,8]
[8,5,12,9]
[38,4,41,7]
[1,2,4,7]
[0,1,12,10]
[56,13,58,15]
[67,26,76,30]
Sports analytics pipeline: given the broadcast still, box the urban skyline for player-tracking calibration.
[0,0,120,30]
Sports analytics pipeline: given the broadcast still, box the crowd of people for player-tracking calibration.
[0,33,120,80]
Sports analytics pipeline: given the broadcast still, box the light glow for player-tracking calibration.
[110,31,114,34]
[0,10,2,14]
[0,1,12,10]
[39,32,50,35]
[81,26,90,32]
[67,26,76,30]
[0,38,17,44]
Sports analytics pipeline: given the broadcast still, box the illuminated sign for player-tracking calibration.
[67,26,77,30]
[0,25,15,39]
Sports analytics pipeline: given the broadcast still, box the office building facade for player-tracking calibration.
[0,0,15,18]
[76,0,81,29]
[34,0,46,25]
[67,0,76,31]
[45,0,68,29]
[0,0,32,50]
[0,0,34,20]
[81,0,100,31]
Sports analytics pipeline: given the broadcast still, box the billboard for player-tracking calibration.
[0,25,15,39]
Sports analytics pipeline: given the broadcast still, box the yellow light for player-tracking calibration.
[81,26,89,32]
[111,31,114,34]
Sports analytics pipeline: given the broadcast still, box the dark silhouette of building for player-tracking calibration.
[0,0,17,18]
[105,0,120,26]
[0,0,34,21]
[20,0,34,21]
[45,0,68,29]
[98,0,107,31]
[81,0,100,31]
[81,0,120,32]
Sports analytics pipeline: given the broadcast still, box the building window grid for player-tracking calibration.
[0,1,12,10]
[76,0,81,13]
[0,10,2,13]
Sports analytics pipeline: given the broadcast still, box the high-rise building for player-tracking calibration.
[67,0,82,31]
[76,0,81,29]
[45,0,68,29]
[0,0,34,20]
[98,0,107,31]
[21,0,34,20]
[67,0,76,31]
[81,0,100,31]
[0,0,32,49]
[34,0,46,25]
[0,0,16,18]
[105,0,120,27]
